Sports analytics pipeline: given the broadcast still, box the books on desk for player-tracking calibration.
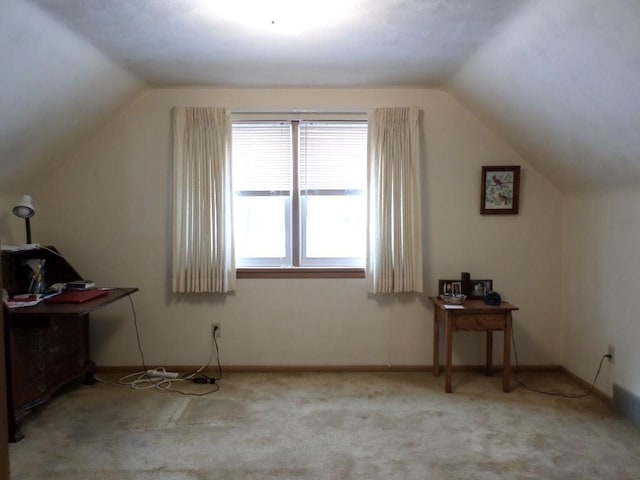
[5,291,64,308]
[5,287,109,307]
[5,294,45,308]
[65,280,96,290]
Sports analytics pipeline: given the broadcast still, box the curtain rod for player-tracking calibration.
[231,109,367,115]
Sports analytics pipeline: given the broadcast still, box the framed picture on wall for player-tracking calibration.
[481,165,521,215]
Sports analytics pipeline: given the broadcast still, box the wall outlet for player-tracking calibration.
[212,323,221,338]
[607,345,615,363]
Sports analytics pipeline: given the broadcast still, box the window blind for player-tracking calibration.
[299,122,368,192]
[232,122,291,192]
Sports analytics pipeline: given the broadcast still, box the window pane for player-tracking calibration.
[234,195,289,262]
[299,121,367,266]
[303,194,366,263]
[233,122,292,266]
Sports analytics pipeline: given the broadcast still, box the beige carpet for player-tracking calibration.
[8,371,640,479]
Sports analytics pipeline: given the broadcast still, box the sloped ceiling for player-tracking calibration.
[0,0,144,193]
[2,0,639,194]
[450,0,640,192]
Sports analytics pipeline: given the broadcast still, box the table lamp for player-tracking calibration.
[12,194,35,244]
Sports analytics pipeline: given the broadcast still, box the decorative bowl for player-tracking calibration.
[439,294,467,305]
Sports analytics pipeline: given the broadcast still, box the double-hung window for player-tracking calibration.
[232,119,367,274]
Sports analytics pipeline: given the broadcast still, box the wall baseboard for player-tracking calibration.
[97,365,627,409]
[96,364,562,375]
[613,383,640,428]
[559,366,611,404]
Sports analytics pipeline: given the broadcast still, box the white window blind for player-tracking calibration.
[299,122,367,192]
[232,122,291,192]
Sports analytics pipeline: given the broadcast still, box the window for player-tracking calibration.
[232,119,367,273]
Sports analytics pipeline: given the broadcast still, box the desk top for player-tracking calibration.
[6,288,138,317]
[429,297,518,312]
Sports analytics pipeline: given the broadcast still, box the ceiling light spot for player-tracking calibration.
[205,0,362,35]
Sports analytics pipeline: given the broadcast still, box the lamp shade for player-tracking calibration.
[12,194,35,218]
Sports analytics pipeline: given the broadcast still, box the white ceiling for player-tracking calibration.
[26,0,527,87]
[2,0,640,193]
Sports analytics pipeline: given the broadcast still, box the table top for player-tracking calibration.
[6,287,138,317]
[429,296,518,312]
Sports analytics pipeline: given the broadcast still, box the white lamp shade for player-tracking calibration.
[12,194,35,218]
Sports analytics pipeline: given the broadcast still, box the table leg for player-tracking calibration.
[445,314,453,393]
[503,312,512,393]
[486,330,493,376]
[433,308,440,376]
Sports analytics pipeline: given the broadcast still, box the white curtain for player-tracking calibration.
[367,106,423,293]
[172,106,235,293]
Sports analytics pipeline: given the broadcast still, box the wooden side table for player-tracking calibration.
[429,297,519,393]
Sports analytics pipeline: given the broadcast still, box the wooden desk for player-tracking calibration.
[2,247,137,442]
[1,254,10,478]
[7,288,137,319]
[429,297,518,393]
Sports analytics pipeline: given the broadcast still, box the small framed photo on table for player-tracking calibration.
[481,165,521,215]
[468,279,493,299]
[439,280,459,295]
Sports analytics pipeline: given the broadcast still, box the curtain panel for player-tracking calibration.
[172,106,236,293]
[367,106,423,293]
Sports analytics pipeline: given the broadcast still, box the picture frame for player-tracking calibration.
[480,165,521,215]
[438,273,494,300]
[438,280,459,296]
[468,279,493,299]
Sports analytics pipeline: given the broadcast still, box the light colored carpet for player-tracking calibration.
[9,371,640,479]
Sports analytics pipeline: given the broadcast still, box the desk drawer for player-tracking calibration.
[13,376,48,411]
[454,314,506,330]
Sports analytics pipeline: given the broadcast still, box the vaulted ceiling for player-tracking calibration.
[2,0,639,193]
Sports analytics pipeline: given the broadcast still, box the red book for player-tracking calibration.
[46,289,108,304]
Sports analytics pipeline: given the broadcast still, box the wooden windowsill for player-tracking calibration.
[237,268,365,279]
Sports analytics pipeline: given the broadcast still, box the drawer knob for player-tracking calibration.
[33,337,45,351]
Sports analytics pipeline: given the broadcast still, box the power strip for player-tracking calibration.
[146,369,179,379]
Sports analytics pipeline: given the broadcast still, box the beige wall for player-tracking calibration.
[28,88,562,369]
[562,188,640,396]
[0,195,20,246]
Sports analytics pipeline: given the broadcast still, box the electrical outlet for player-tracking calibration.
[212,323,221,338]
[607,345,615,363]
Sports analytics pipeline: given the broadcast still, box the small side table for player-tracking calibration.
[429,297,519,393]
